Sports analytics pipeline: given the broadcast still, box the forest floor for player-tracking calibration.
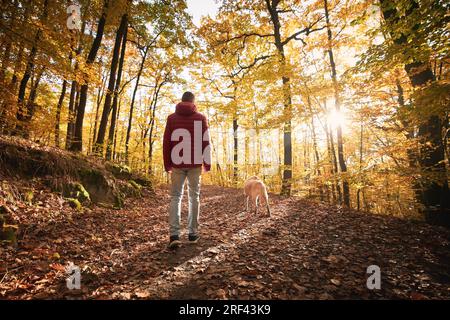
[1,184,449,300]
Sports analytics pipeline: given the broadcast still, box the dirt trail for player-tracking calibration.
[1,185,449,299]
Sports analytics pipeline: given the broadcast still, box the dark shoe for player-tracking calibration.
[168,235,181,249]
[188,234,200,244]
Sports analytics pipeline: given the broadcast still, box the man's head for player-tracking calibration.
[181,91,195,103]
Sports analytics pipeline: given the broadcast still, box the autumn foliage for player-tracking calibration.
[0,0,448,223]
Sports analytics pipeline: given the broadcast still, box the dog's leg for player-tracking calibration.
[245,196,249,212]
[266,195,270,217]
[264,192,271,217]
[255,196,259,215]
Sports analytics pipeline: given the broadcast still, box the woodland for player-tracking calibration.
[0,0,449,300]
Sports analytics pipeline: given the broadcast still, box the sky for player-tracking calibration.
[186,0,219,26]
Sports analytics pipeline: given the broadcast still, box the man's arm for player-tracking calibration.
[202,115,211,172]
[163,116,173,172]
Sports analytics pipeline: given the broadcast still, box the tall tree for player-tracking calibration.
[70,0,109,152]
[15,0,49,136]
[106,14,128,160]
[213,0,324,195]
[94,12,128,155]
[324,0,350,206]
[54,80,67,147]
[125,44,148,163]
[66,0,90,149]
[380,0,449,223]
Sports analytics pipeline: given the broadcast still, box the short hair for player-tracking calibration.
[181,91,195,102]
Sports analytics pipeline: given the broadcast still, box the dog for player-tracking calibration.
[244,176,271,216]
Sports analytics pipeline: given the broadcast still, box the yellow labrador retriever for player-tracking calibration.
[244,176,271,216]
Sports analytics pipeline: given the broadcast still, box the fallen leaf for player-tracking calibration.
[330,279,341,286]
[49,263,65,272]
[135,290,150,298]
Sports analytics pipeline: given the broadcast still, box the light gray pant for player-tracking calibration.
[169,167,202,237]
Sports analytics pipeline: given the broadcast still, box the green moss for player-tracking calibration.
[119,165,131,174]
[62,182,90,205]
[105,162,132,179]
[114,194,124,209]
[129,180,142,191]
[110,163,131,174]
[66,198,82,212]
[133,176,152,188]
[73,183,90,203]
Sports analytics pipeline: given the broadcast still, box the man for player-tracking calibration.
[163,91,211,249]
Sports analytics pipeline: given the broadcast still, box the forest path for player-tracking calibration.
[1,185,449,299]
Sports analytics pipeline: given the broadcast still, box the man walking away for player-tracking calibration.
[163,91,211,249]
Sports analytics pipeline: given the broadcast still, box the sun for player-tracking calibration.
[327,109,347,131]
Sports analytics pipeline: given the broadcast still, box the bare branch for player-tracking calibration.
[203,73,235,100]
[281,18,326,46]
[215,32,274,47]
[231,54,274,77]
[276,9,294,14]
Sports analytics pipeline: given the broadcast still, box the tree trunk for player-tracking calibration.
[357,114,364,211]
[106,14,128,160]
[65,1,90,149]
[324,0,350,207]
[113,98,122,160]
[54,80,67,147]
[4,0,32,118]
[18,66,45,138]
[326,114,341,203]
[0,0,19,85]
[381,0,449,224]
[266,0,293,196]
[147,79,165,174]
[95,13,127,155]
[65,81,77,149]
[70,0,109,152]
[125,46,148,163]
[233,117,238,186]
[15,0,49,136]
[309,99,323,201]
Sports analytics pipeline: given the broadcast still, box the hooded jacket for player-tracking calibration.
[163,101,211,172]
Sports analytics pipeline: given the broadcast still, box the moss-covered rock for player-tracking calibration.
[105,162,152,190]
[63,182,90,205]
[73,183,90,203]
[118,181,140,198]
[132,176,152,188]
[0,137,127,209]
[79,168,123,209]
[66,198,82,211]
[129,180,139,189]
[105,162,132,180]
[129,180,142,191]
[114,193,124,209]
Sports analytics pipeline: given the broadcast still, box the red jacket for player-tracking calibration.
[163,102,211,172]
